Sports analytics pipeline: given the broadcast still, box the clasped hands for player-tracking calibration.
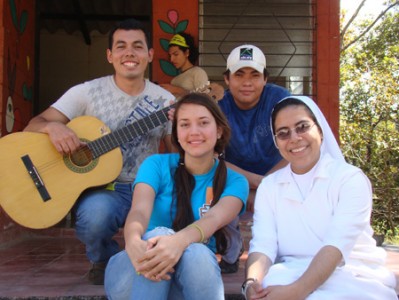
[132,235,184,282]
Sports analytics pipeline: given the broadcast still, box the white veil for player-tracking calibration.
[271,96,345,162]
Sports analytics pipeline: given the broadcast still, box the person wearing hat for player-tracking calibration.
[160,33,209,97]
[217,44,290,273]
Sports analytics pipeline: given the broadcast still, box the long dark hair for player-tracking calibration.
[171,92,231,254]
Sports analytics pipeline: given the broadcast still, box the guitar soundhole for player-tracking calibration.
[63,141,99,174]
[70,146,93,167]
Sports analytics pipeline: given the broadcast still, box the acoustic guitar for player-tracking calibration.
[0,83,224,229]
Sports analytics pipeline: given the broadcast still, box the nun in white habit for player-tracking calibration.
[243,96,397,300]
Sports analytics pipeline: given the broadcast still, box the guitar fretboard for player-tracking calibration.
[87,104,173,159]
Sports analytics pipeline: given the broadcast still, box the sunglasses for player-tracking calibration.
[274,122,316,140]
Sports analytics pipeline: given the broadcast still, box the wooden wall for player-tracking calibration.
[0,0,35,137]
[314,0,340,140]
[0,0,36,244]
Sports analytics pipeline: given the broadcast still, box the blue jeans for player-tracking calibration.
[105,227,224,300]
[74,182,133,263]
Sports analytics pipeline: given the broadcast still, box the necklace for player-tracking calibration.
[181,64,194,73]
[291,173,305,201]
[290,162,318,202]
[290,171,311,202]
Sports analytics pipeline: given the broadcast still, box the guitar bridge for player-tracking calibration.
[21,155,51,201]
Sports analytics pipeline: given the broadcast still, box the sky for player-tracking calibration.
[340,0,386,20]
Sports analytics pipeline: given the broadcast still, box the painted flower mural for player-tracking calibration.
[158,9,189,76]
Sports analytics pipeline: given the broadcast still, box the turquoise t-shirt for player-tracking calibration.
[133,153,249,252]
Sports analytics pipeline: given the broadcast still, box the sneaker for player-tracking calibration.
[219,258,239,274]
[87,262,107,285]
[219,242,245,274]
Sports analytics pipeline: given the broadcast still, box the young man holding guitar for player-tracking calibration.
[23,18,174,285]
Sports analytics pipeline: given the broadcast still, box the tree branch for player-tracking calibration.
[341,1,399,52]
[340,0,366,42]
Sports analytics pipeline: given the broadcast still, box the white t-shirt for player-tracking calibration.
[52,76,174,182]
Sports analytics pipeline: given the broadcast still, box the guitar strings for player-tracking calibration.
[26,107,172,175]
[34,146,94,175]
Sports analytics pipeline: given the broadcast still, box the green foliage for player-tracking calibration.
[385,227,399,244]
[340,9,399,237]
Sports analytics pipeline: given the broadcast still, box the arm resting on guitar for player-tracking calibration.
[24,107,70,132]
[24,107,83,155]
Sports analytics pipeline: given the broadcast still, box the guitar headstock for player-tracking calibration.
[195,82,225,102]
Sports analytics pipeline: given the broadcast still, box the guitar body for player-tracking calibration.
[0,116,122,229]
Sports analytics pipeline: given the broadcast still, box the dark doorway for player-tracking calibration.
[36,0,151,113]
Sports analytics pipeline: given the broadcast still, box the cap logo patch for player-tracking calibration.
[239,48,253,61]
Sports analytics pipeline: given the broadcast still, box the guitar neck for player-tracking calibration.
[87,105,172,158]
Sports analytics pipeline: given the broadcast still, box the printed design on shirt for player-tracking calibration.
[199,187,214,218]
[121,95,162,152]
[240,47,253,61]
[124,95,161,127]
[120,95,167,179]
[253,124,271,144]
[198,187,214,244]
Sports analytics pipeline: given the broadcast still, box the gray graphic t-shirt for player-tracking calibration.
[52,76,174,182]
